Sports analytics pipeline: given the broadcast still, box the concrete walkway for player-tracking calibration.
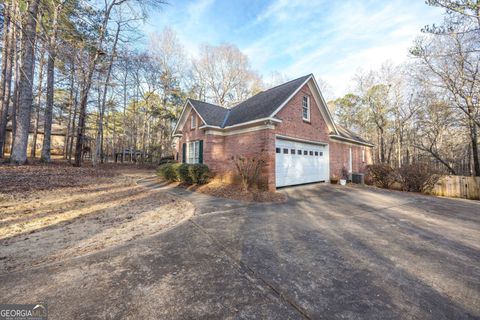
[1,179,479,319]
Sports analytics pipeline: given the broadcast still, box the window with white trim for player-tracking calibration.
[187,141,200,164]
[191,115,196,129]
[302,95,310,121]
[361,149,365,162]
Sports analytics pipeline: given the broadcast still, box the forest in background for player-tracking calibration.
[0,0,478,177]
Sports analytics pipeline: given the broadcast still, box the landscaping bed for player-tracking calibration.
[183,179,286,202]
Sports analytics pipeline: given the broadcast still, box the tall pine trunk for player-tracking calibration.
[41,3,60,162]
[94,22,121,166]
[10,0,40,164]
[64,60,75,158]
[31,47,45,158]
[0,0,14,158]
[74,2,115,167]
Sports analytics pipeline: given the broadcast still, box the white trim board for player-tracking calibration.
[275,134,328,146]
[206,124,275,136]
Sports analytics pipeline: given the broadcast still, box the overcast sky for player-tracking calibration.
[142,0,445,99]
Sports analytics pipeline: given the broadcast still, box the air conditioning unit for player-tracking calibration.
[351,173,364,184]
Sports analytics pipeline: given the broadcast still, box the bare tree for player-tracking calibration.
[191,43,262,107]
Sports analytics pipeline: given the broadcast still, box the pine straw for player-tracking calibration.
[184,179,287,203]
[0,162,193,273]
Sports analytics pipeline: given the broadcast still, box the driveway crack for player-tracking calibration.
[188,219,311,320]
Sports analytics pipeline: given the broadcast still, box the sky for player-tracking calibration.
[141,0,445,99]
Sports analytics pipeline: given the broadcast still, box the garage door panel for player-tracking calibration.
[275,139,328,187]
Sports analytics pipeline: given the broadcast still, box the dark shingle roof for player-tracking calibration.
[186,75,372,146]
[188,99,229,127]
[188,75,311,128]
[335,125,373,145]
[224,74,311,126]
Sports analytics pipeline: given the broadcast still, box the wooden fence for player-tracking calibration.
[431,175,480,200]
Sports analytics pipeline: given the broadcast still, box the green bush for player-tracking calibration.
[157,163,181,181]
[188,164,212,184]
[178,163,193,184]
[158,163,212,185]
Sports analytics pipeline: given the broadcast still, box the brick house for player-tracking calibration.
[173,74,373,191]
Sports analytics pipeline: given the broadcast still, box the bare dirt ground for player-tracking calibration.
[0,162,194,273]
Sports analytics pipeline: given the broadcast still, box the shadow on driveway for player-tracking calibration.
[1,182,479,319]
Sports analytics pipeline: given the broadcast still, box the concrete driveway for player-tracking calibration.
[1,182,479,319]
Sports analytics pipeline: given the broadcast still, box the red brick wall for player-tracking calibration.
[176,84,373,190]
[274,84,330,142]
[329,141,372,178]
[176,109,273,180]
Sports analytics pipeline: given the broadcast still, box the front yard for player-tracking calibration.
[0,162,193,273]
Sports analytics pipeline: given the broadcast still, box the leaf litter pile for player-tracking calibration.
[0,162,193,273]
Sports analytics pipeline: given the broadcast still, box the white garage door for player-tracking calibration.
[275,139,328,187]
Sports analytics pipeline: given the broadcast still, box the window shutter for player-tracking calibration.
[199,140,203,164]
[182,143,186,163]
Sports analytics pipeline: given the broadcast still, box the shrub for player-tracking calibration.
[158,163,212,185]
[159,156,176,165]
[178,163,193,184]
[157,163,181,181]
[395,162,440,193]
[232,154,267,191]
[188,164,212,185]
[366,164,395,188]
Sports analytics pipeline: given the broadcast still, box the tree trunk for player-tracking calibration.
[10,13,21,153]
[63,60,75,158]
[31,47,45,158]
[469,119,480,176]
[74,1,117,167]
[68,89,78,162]
[10,0,40,164]
[0,0,14,157]
[94,22,120,166]
[41,4,60,162]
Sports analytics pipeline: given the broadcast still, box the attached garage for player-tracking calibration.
[275,137,329,187]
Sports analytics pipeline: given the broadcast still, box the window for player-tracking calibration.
[276,147,281,153]
[191,115,196,129]
[320,152,323,156]
[303,150,307,155]
[283,148,288,154]
[297,150,302,155]
[187,141,200,163]
[302,95,310,121]
[291,149,295,154]
[309,151,313,155]
[361,149,365,162]
[315,151,319,156]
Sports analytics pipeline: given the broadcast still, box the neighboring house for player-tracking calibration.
[173,74,373,191]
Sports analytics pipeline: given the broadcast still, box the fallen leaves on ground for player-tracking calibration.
[185,179,287,202]
[0,161,193,273]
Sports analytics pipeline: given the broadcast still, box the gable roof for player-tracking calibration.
[175,74,372,146]
[188,99,228,127]
[224,74,311,126]
[332,125,374,146]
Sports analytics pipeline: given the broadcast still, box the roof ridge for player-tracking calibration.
[228,74,312,113]
[264,74,311,92]
[188,98,223,108]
